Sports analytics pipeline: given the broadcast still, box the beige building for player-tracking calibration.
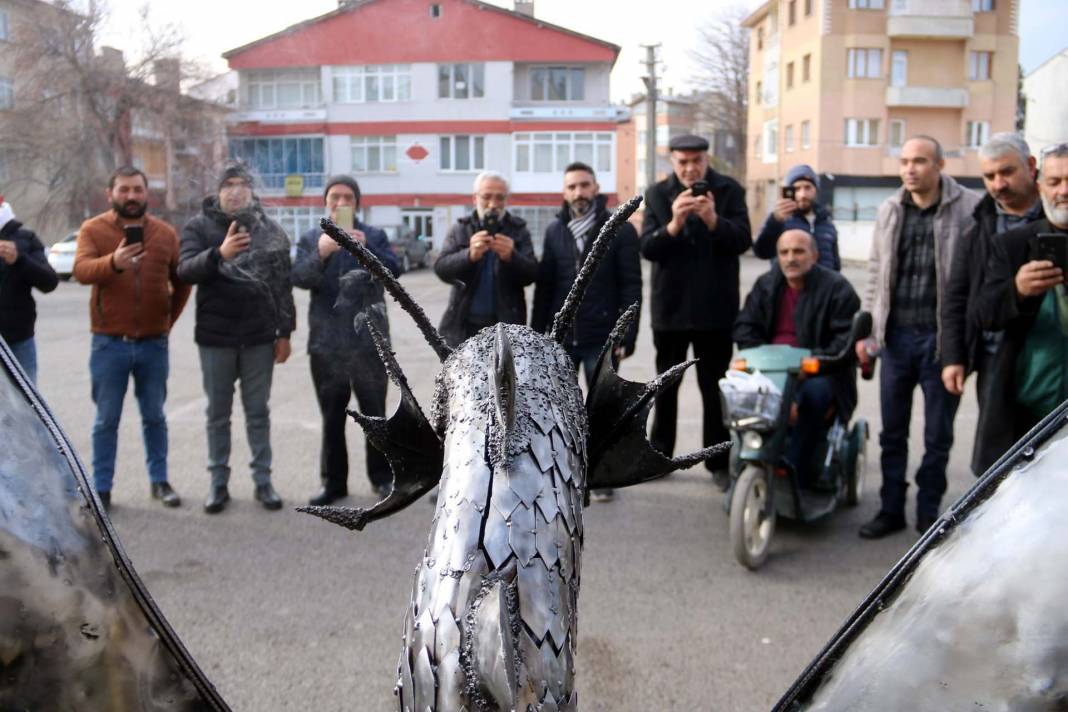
[743,0,1018,254]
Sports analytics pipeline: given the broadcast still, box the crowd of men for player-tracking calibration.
[3,130,1067,541]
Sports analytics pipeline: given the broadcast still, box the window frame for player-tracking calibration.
[965,120,990,149]
[802,54,811,82]
[971,0,994,11]
[513,132,614,174]
[0,77,13,110]
[439,134,486,172]
[333,64,412,104]
[888,119,906,148]
[800,120,811,149]
[785,124,795,153]
[437,63,486,100]
[968,51,992,81]
[786,61,795,89]
[246,69,322,110]
[844,118,880,147]
[351,135,398,173]
[528,65,586,102]
[848,0,884,8]
[891,50,908,87]
[847,48,883,79]
[228,136,326,189]
[0,10,9,42]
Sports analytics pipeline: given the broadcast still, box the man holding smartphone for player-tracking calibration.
[752,164,840,271]
[639,134,752,491]
[73,166,190,511]
[178,163,295,514]
[975,143,1068,467]
[292,175,400,506]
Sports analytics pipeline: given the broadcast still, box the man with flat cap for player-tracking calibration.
[640,133,752,490]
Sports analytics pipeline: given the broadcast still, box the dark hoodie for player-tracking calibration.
[0,220,58,343]
[177,196,295,347]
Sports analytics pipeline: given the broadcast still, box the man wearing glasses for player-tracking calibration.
[434,171,538,347]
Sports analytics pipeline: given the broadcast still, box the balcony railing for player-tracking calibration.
[887,0,973,38]
[885,85,969,108]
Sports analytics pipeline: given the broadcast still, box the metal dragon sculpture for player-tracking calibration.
[297,195,727,711]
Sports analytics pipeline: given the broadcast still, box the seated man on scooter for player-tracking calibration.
[734,229,861,485]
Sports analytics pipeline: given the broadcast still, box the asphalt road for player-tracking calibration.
[28,255,981,710]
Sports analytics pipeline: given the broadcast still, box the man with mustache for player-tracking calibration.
[976,143,1068,463]
[73,166,191,511]
[941,133,1042,476]
[734,229,860,486]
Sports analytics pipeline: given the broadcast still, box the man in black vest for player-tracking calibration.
[640,134,752,490]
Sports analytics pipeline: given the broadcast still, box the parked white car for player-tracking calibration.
[47,232,78,281]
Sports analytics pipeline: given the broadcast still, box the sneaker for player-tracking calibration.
[859,511,906,539]
[591,488,615,503]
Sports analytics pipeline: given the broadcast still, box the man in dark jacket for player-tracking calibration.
[752,163,840,271]
[735,230,860,483]
[177,163,295,514]
[531,162,642,382]
[641,134,752,489]
[0,197,58,384]
[292,175,400,506]
[434,171,538,347]
[941,133,1042,476]
[976,143,1068,466]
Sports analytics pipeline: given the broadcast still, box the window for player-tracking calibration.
[246,69,322,109]
[966,120,990,148]
[844,118,880,147]
[351,136,397,173]
[430,3,442,17]
[438,63,485,99]
[264,206,323,248]
[971,0,994,11]
[0,10,9,41]
[755,80,763,105]
[847,48,883,78]
[849,0,884,7]
[763,120,778,162]
[805,0,813,16]
[333,65,411,103]
[529,66,585,101]
[888,119,907,149]
[786,62,795,89]
[802,54,811,82]
[0,77,12,110]
[439,135,485,172]
[402,210,434,240]
[757,27,764,51]
[785,125,795,152]
[229,137,325,189]
[509,207,557,255]
[891,51,908,87]
[968,51,992,80]
[801,120,811,149]
[788,0,797,25]
[514,132,613,174]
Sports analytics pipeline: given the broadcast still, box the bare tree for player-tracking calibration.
[690,5,750,180]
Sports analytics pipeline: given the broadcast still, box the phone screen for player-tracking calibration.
[1033,233,1068,271]
[124,224,144,245]
[335,205,354,231]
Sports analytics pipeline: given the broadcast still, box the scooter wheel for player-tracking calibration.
[729,465,776,570]
[845,421,869,507]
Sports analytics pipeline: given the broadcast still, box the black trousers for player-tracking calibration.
[650,329,733,470]
[310,352,391,492]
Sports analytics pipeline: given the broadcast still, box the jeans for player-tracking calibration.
[89,334,170,493]
[310,352,390,492]
[198,343,275,488]
[785,375,835,484]
[7,336,37,385]
[878,327,960,520]
[650,329,733,471]
[566,343,605,390]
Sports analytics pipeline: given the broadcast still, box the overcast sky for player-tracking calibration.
[94,0,1064,100]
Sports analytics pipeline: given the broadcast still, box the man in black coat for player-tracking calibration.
[734,230,860,483]
[434,171,538,348]
[641,134,752,488]
[941,133,1042,476]
[0,198,58,384]
[976,143,1068,467]
[531,162,642,382]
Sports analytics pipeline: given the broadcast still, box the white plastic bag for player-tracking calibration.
[718,369,782,426]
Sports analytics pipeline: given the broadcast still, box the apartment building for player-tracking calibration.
[222,0,628,251]
[743,0,1018,252]
[1023,46,1068,156]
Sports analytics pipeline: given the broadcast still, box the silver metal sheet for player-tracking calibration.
[413,645,436,712]
[398,647,415,712]
[517,558,552,642]
[508,503,538,568]
[482,503,513,570]
[506,451,545,507]
[534,514,558,570]
[530,434,555,472]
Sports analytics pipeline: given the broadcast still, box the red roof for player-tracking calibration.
[224,0,620,69]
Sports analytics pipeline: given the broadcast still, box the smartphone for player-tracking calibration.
[1033,233,1068,272]
[691,180,710,197]
[482,213,500,236]
[123,224,144,245]
[335,205,355,231]
[782,186,796,201]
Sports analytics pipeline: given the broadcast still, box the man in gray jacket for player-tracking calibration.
[857,136,980,539]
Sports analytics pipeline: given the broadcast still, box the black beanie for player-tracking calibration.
[323,175,361,206]
[218,162,254,190]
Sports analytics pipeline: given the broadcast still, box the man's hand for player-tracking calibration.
[1015,260,1064,298]
[274,337,291,364]
[613,346,629,362]
[490,234,514,262]
[666,190,697,236]
[772,198,799,222]
[317,233,340,260]
[219,221,252,261]
[941,364,966,396]
[694,194,718,232]
[855,340,871,367]
[468,230,492,262]
[111,239,145,271]
[0,240,17,265]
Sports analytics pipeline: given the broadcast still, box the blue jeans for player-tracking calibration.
[785,375,835,484]
[89,334,170,493]
[7,337,37,385]
[567,343,605,389]
[878,327,960,520]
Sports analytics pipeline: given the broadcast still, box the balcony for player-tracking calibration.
[886,85,969,109]
[887,0,973,39]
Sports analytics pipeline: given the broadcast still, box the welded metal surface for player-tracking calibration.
[0,340,228,710]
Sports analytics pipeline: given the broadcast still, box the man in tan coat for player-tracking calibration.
[74,166,190,511]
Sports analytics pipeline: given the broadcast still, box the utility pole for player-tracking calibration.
[640,44,661,191]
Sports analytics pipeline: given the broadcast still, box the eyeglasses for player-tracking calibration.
[477,193,507,203]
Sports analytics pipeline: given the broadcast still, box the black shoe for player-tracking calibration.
[204,485,230,514]
[97,491,111,512]
[150,481,181,508]
[254,483,283,511]
[372,482,393,500]
[916,513,938,534]
[859,512,907,539]
[308,486,348,507]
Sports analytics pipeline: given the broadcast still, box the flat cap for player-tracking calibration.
[668,134,709,152]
